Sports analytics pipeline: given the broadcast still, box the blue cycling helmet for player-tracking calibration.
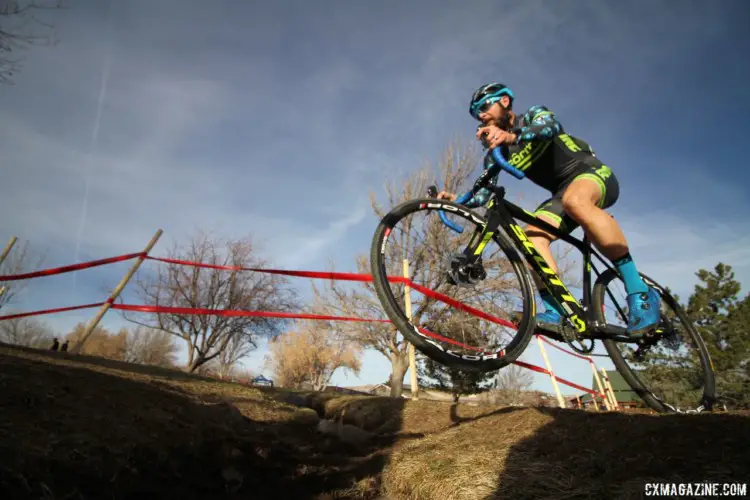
[469,83,515,120]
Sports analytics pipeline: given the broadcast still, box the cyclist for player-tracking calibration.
[437,82,661,335]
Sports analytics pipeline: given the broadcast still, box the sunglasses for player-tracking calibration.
[471,91,512,120]
[474,98,499,117]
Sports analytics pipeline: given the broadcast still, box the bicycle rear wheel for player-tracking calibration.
[369,197,537,372]
[593,269,716,413]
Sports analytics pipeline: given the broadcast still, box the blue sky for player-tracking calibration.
[2,0,749,395]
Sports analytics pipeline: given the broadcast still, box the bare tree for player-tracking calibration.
[266,320,363,391]
[0,0,63,85]
[0,316,54,347]
[0,238,46,312]
[123,326,179,367]
[470,362,537,405]
[121,230,299,373]
[214,331,255,379]
[209,363,258,383]
[65,322,127,360]
[494,362,535,393]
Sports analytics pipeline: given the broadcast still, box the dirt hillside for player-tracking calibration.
[1,344,747,499]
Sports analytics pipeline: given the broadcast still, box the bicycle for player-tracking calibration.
[369,146,716,413]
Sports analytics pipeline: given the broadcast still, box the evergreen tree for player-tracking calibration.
[620,263,749,409]
[686,264,750,408]
[416,315,494,402]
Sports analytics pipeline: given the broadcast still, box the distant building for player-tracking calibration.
[575,370,645,409]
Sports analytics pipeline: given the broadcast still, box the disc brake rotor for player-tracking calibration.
[445,252,487,288]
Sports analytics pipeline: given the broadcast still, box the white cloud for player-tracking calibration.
[617,211,750,298]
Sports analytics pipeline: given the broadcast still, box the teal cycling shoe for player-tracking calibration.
[626,288,662,335]
[536,309,563,325]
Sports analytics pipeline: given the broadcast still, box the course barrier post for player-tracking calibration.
[590,359,610,410]
[535,335,566,408]
[600,367,620,410]
[0,236,18,268]
[0,237,18,311]
[403,259,419,400]
[71,229,163,354]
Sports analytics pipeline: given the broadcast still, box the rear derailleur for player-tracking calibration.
[632,321,682,361]
[445,252,487,288]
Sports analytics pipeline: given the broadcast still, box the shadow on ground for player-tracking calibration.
[492,406,750,499]
[0,344,406,499]
[4,344,749,500]
[379,400,749,499]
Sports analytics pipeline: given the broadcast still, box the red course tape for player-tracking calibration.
[0,252,145,282]
[0,302,106,321]
[110,303,392,323]
[0,251,603,398]
[146,256,518,330]
[536,334,596,362]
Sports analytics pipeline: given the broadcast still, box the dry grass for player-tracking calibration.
[382,406,750,500]
[0,344,382,499]
[1,343,748,500]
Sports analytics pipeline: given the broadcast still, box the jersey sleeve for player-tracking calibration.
[512,105,562,143]
[463,152,499,208]
[464,187,492,208]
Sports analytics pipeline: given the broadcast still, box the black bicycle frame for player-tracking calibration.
[457,186,630,341]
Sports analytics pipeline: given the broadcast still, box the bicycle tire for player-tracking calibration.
[593,269,716,413]
[369,197,537,372]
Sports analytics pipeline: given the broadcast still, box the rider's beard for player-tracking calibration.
[494,106,514,130]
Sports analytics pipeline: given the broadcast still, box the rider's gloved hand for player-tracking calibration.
[476,124,517,148]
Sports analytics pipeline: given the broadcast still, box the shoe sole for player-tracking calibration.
[536,320,563,334]
[627,321,659,336]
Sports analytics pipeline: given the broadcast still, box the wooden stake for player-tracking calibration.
[536,335,566,408]
[403,259,419,400]
[590,360,609,411]
[71,229,163,354]
[600,368,620,410]
[0,236,18,268]
[1,237,18,311]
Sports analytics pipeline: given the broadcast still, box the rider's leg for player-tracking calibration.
[561,166,660,334]
[561,178,647,294]
[525,203,567,322]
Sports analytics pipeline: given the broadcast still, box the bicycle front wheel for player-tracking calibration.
[369,197,537,372]
[593,269,716,413]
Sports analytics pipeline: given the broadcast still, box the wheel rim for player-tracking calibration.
[372,200,533,364]
[599,272,715,412]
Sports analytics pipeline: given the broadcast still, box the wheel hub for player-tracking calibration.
[445,252,487,288]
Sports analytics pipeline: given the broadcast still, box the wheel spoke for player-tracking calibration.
[369,199,537,371]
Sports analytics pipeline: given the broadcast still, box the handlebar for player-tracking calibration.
[427,146,525,233]
[489,147,526,180]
